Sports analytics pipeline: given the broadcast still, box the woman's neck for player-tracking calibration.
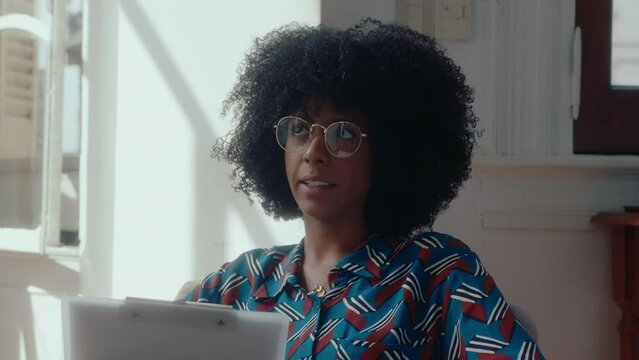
[302,215,368,267]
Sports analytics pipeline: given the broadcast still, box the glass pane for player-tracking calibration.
[0,0,83,250]
[59,0,82,246]
[0,2,51,237]
[611,0,639,87]
[0,21,49,236]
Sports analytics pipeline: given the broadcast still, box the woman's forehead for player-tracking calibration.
[295,96,367,125]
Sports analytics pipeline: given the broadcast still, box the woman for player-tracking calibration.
[188,19,545,359]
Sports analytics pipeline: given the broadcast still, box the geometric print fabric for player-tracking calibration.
[188,232,545,360]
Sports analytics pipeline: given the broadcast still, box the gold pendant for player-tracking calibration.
[312,284,326,297]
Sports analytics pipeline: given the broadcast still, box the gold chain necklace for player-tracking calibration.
[310,283,327,297]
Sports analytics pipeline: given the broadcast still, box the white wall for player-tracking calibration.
[0,254,79,359]
[108,0,318,300]
[435,167,635,359]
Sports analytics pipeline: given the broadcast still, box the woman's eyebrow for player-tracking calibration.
[331,116,352,122]
[292,108,355,123]
[293,109,311,118]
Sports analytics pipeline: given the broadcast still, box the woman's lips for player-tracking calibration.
[299,179,336,196]
[301,180,335,187]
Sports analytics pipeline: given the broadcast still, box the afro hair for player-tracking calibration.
[213,19,478,238]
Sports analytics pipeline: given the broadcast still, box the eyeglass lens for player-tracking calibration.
[275,117,362,158]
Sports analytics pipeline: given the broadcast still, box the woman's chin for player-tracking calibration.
[299,205,345,224]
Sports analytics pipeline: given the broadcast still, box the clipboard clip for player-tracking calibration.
[121,297,236,329]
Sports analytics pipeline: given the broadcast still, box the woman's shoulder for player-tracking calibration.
[236,243,298,264]
[214,243,299,276]
[406,231,476,256]
[390,231,483,275]
[192,243,299,303]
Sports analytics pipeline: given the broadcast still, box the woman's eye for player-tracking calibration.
[338,127,355,140]
[292,123,309,136]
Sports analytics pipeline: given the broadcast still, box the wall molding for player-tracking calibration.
[481,210,599,231]
[472,155,639,180]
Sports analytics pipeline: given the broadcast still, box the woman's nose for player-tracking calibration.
[303,129,329,164]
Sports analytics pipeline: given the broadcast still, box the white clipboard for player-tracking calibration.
[62,296,288,360]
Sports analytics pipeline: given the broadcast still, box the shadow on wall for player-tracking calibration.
[119,0,278,277]
[0,252,79,359]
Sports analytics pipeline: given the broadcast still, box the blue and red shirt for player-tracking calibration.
[188,232,545,359]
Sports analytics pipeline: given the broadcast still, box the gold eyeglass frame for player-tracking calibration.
[273,116,368,158]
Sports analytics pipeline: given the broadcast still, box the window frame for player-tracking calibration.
[574,0,639,154]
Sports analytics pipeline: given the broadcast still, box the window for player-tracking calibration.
[0,0,82,254]
[574,0,639,154]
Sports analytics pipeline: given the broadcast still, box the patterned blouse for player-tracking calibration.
[187,232,545,360]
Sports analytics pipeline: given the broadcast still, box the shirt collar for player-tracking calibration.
[333,233,400,279]
[252,234,401,301]
[253,242,303,301]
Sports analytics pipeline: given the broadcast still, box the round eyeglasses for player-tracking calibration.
[274,116,368,158]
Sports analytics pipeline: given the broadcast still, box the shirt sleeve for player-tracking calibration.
[183,261,232,303]
[440,253,546,360]
[183,248,263,305]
